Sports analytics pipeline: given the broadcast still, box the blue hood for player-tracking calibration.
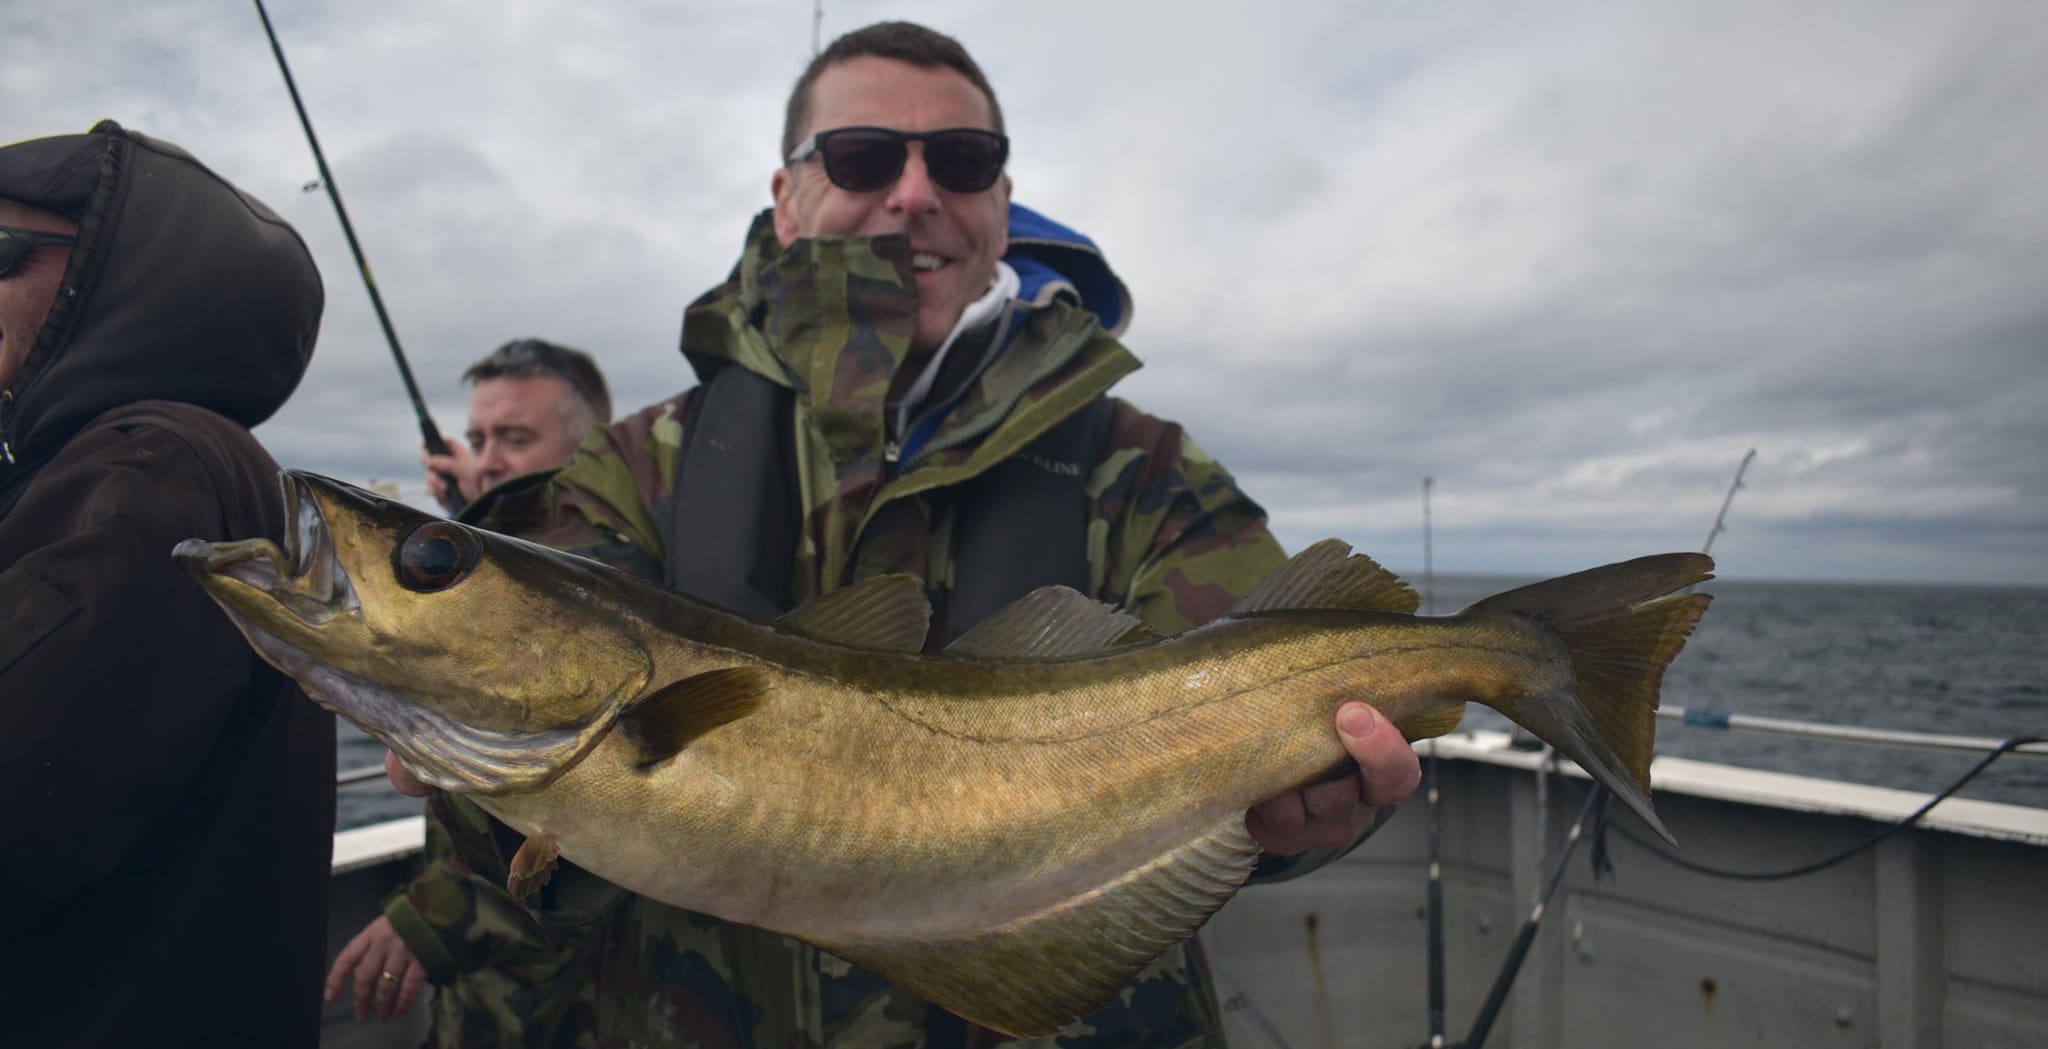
[1004,203,1133,337]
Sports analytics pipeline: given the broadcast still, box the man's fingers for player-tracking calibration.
[375,959,405,1021]
[350,945,384,1021]
[1336,702,1422,808]
[323,927,370,1001]
[395,965,427,1018]
[1248,703,1425,857]
[1247,790,1306,843]
[385,750,431,797]
[1298,777,1366,848]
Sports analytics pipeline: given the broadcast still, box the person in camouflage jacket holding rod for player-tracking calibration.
[369,21,1422,1048]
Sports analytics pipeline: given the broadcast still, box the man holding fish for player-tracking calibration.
[359,20,1423,1048]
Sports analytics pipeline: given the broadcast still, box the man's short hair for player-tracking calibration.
[462,338,612,423]
[781,21,1005,160]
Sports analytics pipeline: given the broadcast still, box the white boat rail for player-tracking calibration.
[1656,704,2048,758]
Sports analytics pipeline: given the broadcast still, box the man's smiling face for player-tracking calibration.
[772,56,1011,355]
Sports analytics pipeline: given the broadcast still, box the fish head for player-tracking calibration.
[175,470,654,794]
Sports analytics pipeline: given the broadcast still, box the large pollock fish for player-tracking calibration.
[174,471,1710,1036]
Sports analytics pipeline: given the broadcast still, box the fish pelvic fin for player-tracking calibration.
[507,829,560,901]
[815,816,1261,1038]
[1467,553,1714,845]
[618,666,771,769]
[1228,538,1420,616]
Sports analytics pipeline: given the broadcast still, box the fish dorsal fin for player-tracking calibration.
[775,574,931,652]
[944,585,1159,660]
[1228,538,1420,616]
[814,816,1260,1038]
[618,666,771,768]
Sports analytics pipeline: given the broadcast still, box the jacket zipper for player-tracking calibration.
[897,316,1088,472]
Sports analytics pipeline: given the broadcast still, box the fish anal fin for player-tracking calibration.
[507,829,560,901]
[1229,538,1420,616]
[775,574,931,652]
[817,817,1259,1037]
[619,666,770,768]
[946,586,1158,660]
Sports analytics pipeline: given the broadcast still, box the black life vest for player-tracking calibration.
[657,363,1111,646]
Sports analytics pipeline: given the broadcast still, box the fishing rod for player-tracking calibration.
[1434,447,1763,1048]
[250,0,464,514]
[1701,448,1756,558]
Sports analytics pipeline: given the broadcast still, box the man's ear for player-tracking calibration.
[992,173,1013,256]
[771,168,800,248]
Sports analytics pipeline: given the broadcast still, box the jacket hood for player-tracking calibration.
[1005,203,1133,337]
[0,120,322,473]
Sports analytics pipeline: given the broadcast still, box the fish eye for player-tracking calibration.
[392,521,480,593]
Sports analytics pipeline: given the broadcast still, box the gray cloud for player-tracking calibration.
[9,0,2044,584]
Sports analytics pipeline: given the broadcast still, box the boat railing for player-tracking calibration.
[337,763,390,788]
[1655,704,2048,758]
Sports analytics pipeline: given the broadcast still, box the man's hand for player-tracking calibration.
[325,915,428,1022]
[1246,702,1421,856]
[420,440,482,507]
[385,749,431,798]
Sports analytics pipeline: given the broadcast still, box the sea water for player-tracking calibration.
[334,576,2048,830]
[1433,574,2048,809]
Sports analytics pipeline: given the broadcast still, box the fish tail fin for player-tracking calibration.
[1465,553,1714,845]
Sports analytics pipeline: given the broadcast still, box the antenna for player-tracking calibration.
[1421,475,1435,614]
[812,0,824,55]
[1419,474,1445,1049]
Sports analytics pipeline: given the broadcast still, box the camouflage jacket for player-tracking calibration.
[387,214,1298,1048]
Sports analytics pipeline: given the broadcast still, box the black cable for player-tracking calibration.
[1593,735,2043,882]
[1460,782,1607,1049]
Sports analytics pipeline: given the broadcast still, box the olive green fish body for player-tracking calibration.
[176,472,1710,1037]
[480,608,1586,942]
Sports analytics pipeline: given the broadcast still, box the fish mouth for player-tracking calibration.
[175,471,613,794]
[172,472,358,626]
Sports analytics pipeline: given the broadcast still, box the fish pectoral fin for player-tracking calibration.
[507,829,560,901]
[815,816,1260,1038]
[1227,538,1420,616]
[776,574,931,652]
[945,586,1158,660]
[619,666,771,768]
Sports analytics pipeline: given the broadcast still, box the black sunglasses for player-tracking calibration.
[0,224,77,279]
[786,126,1009,195]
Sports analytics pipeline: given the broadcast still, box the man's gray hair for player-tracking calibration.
[463,338,612,424]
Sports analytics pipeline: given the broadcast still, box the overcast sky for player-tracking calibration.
[9,1,2045,585]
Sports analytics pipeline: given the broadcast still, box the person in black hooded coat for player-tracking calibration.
[0,121,335,1047]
